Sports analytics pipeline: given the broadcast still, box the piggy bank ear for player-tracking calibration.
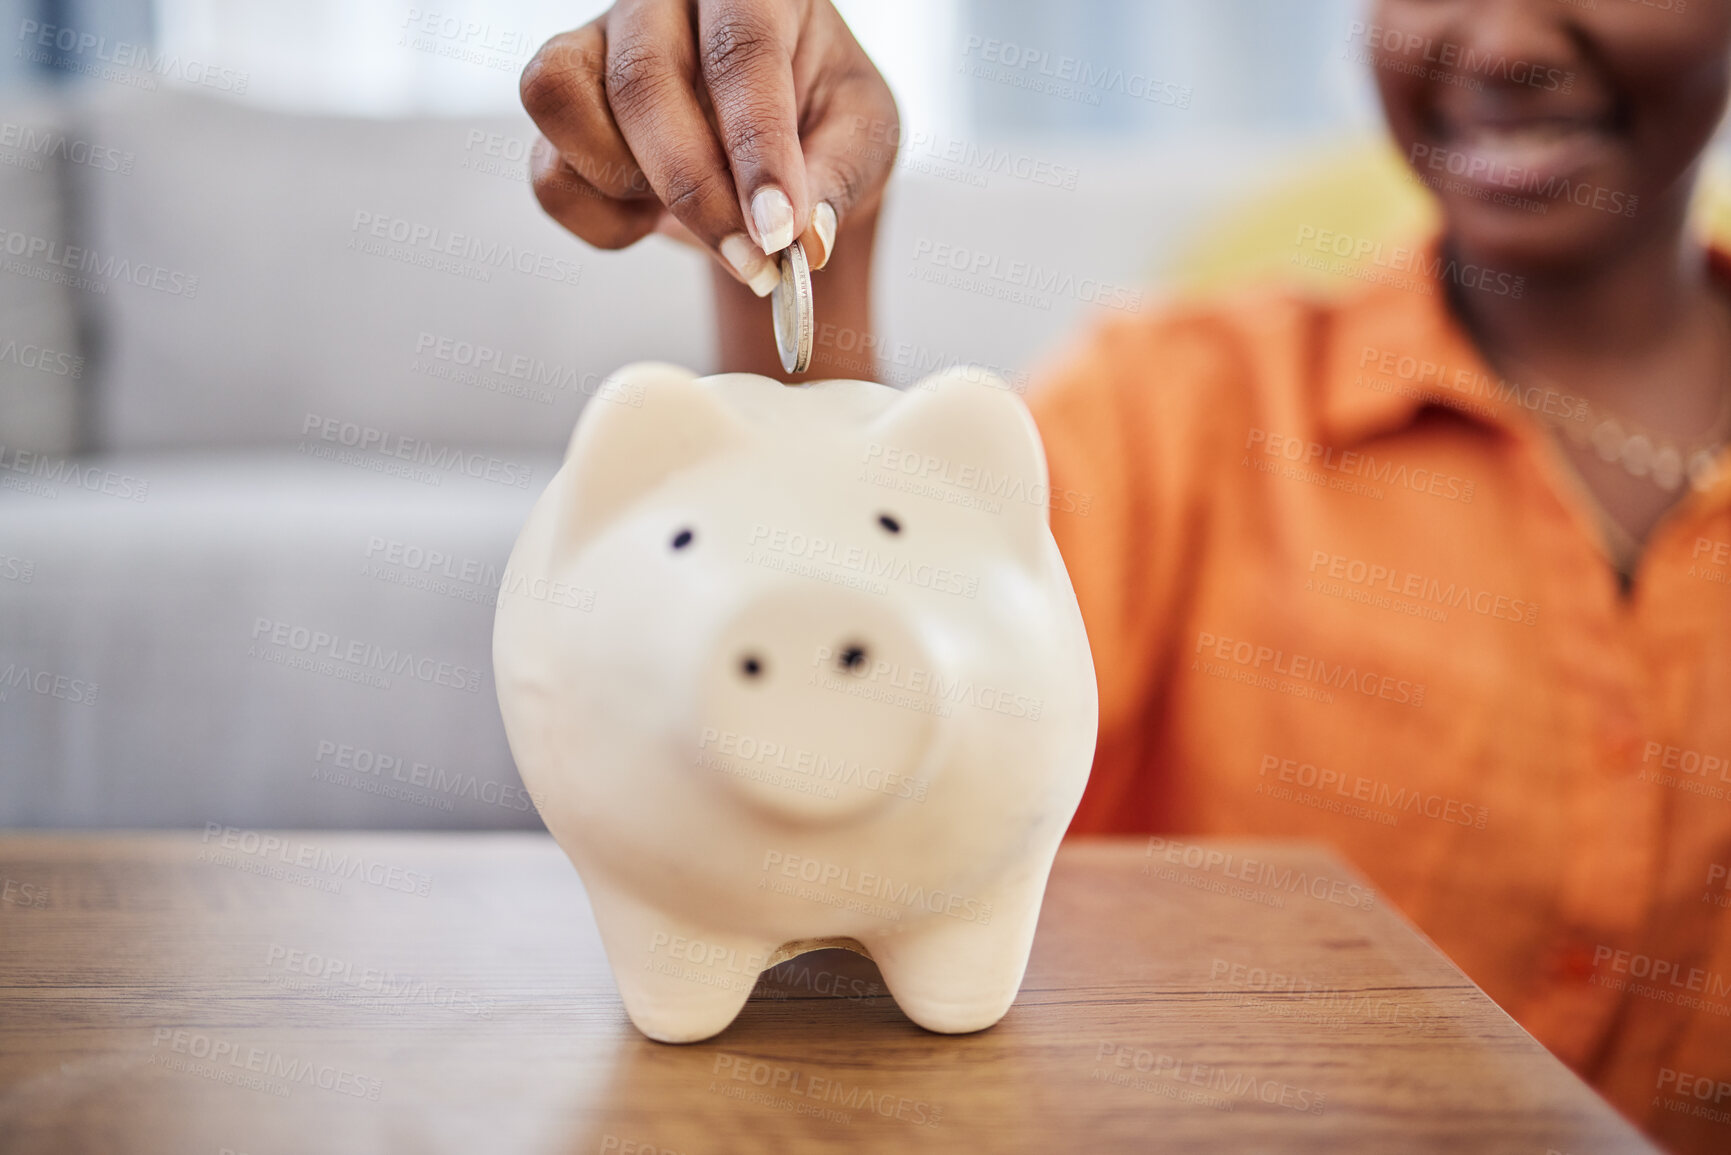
[870,366,1051,564]
[558,363,752,555]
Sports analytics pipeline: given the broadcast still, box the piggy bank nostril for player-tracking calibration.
[739,653,766,680]
[837,643,869,673]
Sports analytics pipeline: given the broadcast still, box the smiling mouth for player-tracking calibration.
[1429,98,1619,191]
[1461,119,1604,177]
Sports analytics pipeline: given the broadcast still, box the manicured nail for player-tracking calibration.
[751,187,795,254]
[810,202,837,269]
[720,232,778,297]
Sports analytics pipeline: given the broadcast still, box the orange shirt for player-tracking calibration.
[1031,243,1731,1154]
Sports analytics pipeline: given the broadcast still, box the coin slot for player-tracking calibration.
[671,528,694,550]
[837,643,869,673]
[877,514,901,535]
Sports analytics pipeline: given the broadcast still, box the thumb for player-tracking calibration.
[796,76,899,269]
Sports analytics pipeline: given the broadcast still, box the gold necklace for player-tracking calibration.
[1489,312,1731,495]
[1554,392,1731,493]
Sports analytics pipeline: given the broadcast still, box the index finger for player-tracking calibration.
[604,0,777,292]
[698,0,810,257]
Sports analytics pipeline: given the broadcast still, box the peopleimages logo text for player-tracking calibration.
[1291,226,1523,298]
[250,618,482,694]
[0,225,198,297]
[0,121,133,174]
[300,414,534,489]
[349,211,580,287]
[1349,21,1574,93]
[1408,144,1637,217]
[199,824,433,897]
[0,445,148,500]
[16,20,249,93]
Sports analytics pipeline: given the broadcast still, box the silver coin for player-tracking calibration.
[772,239,814,375]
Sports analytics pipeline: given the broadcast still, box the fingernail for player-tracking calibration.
[751,187,795,254]
[720,232,779,297]
[811,202,837,269]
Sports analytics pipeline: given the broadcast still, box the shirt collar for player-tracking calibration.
[1320,235,1539,447]
[1318,235,1731,512]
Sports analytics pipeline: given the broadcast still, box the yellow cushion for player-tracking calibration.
[1168,137,1731,299]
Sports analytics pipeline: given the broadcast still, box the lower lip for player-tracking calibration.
[1428,126,1609,198]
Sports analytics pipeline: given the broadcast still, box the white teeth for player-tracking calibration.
[1453,120,1595,175]
[1465,120,1582,146]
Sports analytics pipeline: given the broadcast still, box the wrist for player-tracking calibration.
[711,201,882,383]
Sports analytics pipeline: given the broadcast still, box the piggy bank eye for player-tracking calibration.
[671,528,694,550]
[877,513,902,535]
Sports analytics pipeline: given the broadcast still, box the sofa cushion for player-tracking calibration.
[69,87,712,452]
[0,447,559,828]
[0,94,84,455]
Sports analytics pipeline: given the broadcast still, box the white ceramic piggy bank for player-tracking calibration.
[493,362,1097,1043]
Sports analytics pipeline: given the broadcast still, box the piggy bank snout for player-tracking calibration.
[692,587,944,825]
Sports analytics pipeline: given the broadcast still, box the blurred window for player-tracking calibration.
[4,0,1379,146]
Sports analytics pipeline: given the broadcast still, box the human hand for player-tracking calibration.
[520,0,899,295]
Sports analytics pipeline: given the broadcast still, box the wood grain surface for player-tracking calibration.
[0,833,1657,1154]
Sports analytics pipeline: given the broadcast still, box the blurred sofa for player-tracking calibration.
[0,86,1260,829]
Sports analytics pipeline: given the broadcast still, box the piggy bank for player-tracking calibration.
[493,362,1097,1043]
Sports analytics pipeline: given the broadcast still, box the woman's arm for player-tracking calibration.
[711,202,880,380]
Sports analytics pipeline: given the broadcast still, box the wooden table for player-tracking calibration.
[0,833,1656,1154]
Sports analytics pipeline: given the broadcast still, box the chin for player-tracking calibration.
[1441,197,1646,278]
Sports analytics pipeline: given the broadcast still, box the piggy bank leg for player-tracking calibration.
[585,885,771,1043]
[862,872,1047,1035]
